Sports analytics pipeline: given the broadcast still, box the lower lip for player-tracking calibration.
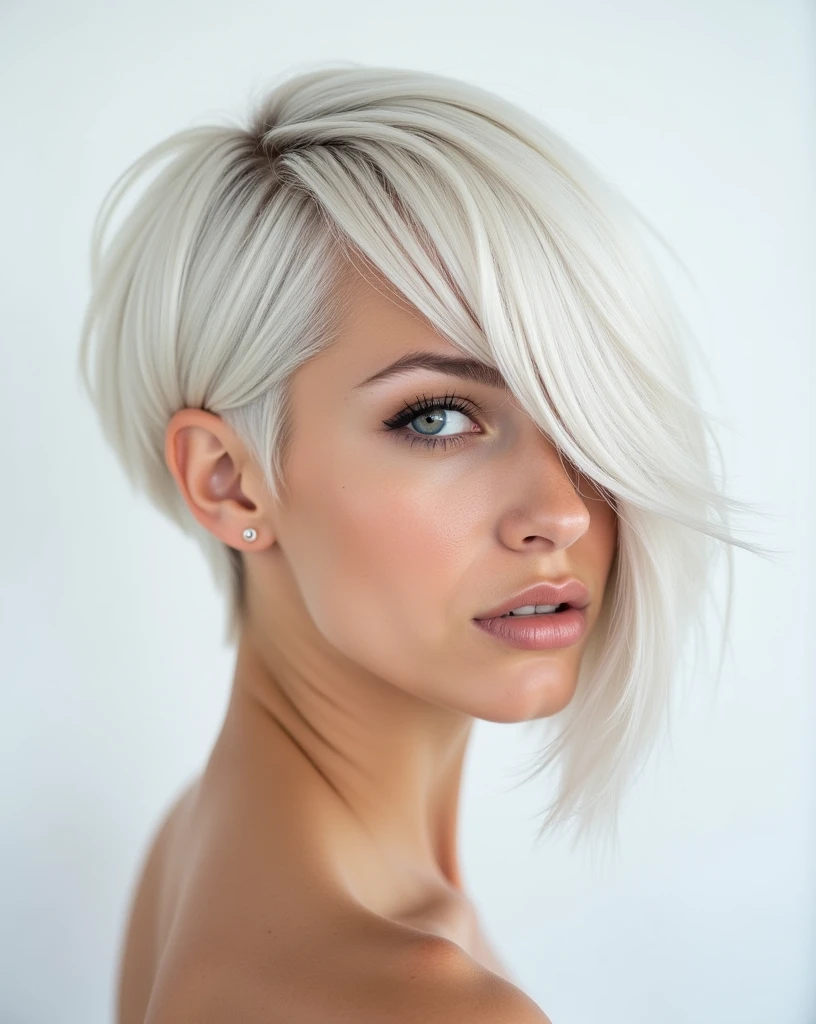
[472,607,587,650]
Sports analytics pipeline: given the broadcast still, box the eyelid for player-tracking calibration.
[380,391,488,453]
[381,390,483,431]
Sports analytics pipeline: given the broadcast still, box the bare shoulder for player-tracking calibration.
[399,937,553,1023]
[144,934,552,1024]
[117,778,201,1023]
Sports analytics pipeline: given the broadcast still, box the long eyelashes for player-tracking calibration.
[381,391,484,451]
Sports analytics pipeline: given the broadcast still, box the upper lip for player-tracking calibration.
[474,579,590,620]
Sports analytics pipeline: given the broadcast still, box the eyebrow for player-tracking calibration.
[353,351,509,392]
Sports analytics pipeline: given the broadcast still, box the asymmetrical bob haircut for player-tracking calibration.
[77,62,775,856]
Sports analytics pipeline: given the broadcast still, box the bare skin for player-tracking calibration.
[117,257,618,1022]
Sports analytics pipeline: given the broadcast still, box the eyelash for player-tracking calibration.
[382,391,484,451]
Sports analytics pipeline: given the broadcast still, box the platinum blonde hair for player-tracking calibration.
[77,62,776,856]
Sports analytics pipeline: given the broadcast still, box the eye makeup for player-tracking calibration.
[381,391,485,451]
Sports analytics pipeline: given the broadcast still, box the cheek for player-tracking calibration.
[594,500,619,573]
[581,482,618,568]
[286,456,480,651]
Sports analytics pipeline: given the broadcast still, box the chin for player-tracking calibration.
[462,672,581,724]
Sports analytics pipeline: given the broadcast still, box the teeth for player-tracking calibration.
[500,604,560,618]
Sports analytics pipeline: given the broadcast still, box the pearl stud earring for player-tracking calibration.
[242,528,257,542]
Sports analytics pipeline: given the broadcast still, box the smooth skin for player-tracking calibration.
[119,256,618,1023]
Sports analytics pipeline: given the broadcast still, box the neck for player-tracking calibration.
[214,621,474,902]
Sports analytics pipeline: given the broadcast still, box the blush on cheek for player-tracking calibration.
[349,506,469,650]
[310,518,424,658]
[289,454,476,651]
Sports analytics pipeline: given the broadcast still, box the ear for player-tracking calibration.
[163,408,273,551]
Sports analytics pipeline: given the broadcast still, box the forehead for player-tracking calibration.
[335,259,452,360]
[289,257,471,401]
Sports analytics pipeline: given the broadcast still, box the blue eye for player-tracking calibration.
[382,392,484,451]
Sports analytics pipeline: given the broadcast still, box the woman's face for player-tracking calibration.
[256,260,618,723]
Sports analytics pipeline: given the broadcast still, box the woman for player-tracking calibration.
[77,63,767,1022]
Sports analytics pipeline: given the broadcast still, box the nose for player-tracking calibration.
[495,440,591,552]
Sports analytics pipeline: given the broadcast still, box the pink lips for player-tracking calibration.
[473,606,588,650]
[474,579,590,621]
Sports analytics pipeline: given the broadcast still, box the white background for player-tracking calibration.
[1,1,813,1022]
